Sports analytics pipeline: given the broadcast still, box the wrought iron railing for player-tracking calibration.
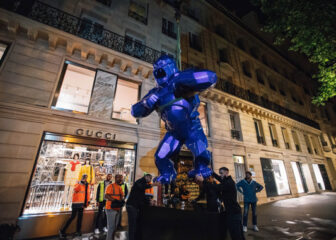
[0,1,320,130]
[215,78,320,129]
[231,129,241,141]
[0,0,160,64]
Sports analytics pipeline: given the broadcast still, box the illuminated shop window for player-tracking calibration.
[261,158,290,197]
[291,162,304,193]
[312,164,326,190]
[23,133,136,215]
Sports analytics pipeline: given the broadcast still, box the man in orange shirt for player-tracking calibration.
[59,174,90,238]
[105,175,125,240]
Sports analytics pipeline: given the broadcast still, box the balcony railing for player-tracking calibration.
[231,129,241,141]
[285,142,290,149]
[272,139,278,147]
[0,0,160,64]
[215,78,320,130]
[0,1,322,131]
[257,136,265,145]
[162,28,177,39]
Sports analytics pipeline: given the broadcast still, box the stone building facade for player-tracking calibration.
[0,0,335,238]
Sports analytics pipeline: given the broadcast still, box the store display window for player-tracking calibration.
[312,164,326,190]
[23,133,136,215]
[291,162,304,193]
[260,158,290,197]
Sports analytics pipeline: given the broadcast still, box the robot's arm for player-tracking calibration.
[131,88,158,118]
[173,70,217,96]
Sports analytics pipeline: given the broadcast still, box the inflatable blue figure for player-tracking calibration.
[131,55,217,184]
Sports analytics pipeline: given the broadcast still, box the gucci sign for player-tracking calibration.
[76,129,116,140]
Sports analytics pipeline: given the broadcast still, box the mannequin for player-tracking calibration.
[93,161,107,205]
[62,153,81,210]
[78,159,96,185]
[95,160,107,182]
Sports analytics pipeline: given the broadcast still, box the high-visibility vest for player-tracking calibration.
[121,183,126,195]
[98,181,105,202]
[105,183,123,210]
[72,182,90,205]
[145,182,154,197]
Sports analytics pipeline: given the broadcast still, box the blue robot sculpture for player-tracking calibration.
[131,55,217,184]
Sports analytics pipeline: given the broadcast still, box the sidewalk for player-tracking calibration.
[45,192,336,240]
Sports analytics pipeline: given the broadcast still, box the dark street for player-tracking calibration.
[246,192,336,240]
[44,192,336,240]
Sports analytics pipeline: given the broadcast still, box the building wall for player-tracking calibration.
[0,0,335,226]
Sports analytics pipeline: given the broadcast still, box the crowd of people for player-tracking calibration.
[58,167,263,240]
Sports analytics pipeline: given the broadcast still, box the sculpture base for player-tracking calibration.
[138,206,228,240]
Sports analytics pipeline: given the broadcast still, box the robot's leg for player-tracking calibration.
[154,132,182,184]
[185,128,212,178]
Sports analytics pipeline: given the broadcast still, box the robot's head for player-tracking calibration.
[153,55,178,86]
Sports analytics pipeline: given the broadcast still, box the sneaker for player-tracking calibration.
[103,227,108,233]
[94,228,100,234]
[59,230,66,238]
[253,225,259,232]
[243,226,247,232]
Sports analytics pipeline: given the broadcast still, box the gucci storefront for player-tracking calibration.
[17,132,137,238]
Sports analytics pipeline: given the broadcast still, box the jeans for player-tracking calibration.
[95,201,107,230]
[243,202,257,226]
[61,204,84,233]
[106,209,120,240]
[126,205,139,240]
[226,212,245,240]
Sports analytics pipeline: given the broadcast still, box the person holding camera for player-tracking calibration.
[105,175,125,240]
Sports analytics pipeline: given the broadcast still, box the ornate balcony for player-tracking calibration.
[214,78,320,130]
[0,0,160,64]
[231,129,241,141]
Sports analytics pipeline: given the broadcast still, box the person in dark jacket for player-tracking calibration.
[236,171,263,232]
[126,174,152,240]
[94,173,112,234]
[207,167,245,240]
[194,176,221,212]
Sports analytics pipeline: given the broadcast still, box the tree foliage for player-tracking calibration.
[252,0,336,105]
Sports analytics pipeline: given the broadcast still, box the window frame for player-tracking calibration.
[230,111,243,141]
[291,130,301,152]
[268,123,279,147]
[51,60,97,114]
[254,119,265,145]
[0,40,11,68]
[281,127,291,149]
[52,60,141,124]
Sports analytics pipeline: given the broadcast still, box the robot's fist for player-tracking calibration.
[144,94,159,109]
